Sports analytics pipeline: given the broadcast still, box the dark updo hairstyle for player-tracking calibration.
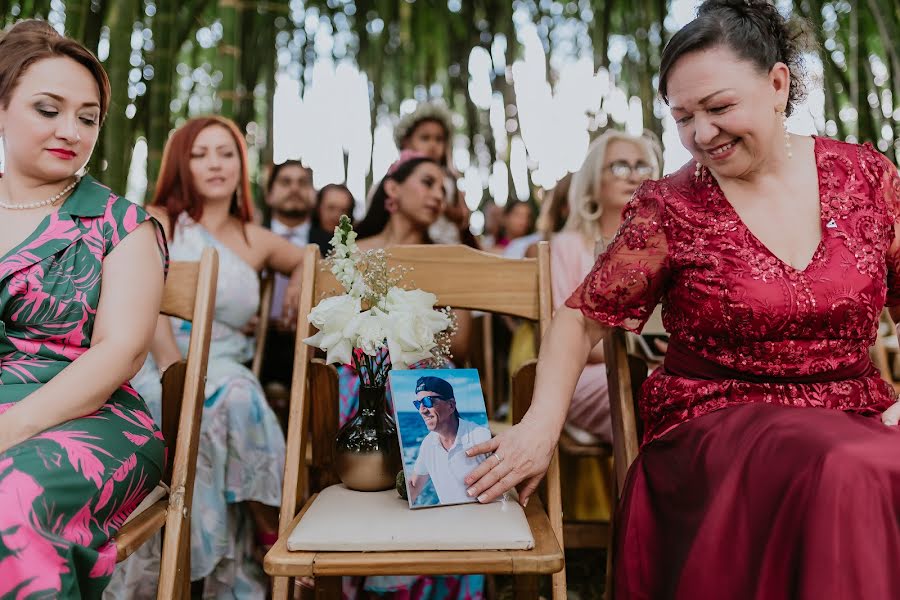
[355,155,438,241]
[658,0,811,116]
[0,20,111,121]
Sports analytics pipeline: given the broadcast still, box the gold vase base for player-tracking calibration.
[334,449,401,492]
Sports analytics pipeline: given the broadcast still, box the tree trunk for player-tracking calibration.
[217,0,241,118]
[101,0,139,193]
[144,0,179,200]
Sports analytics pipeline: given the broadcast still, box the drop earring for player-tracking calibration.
[694,162,702,179]
[781,109,792,160]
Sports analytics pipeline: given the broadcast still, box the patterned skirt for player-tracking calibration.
[0,381,164,598]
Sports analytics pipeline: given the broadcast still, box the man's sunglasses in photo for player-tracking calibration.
[413,395,450,410]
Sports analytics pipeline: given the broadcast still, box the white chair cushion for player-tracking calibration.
[122,482,170,526]
[287,484,535,552]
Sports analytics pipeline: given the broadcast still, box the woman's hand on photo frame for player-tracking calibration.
[463,417,555,507]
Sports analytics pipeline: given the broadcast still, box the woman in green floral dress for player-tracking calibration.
[0,21,166,598]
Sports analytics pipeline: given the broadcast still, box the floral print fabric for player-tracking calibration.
[0,176,167,598]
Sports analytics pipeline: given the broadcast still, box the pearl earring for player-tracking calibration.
[694,162,702,179]
[781,109,792,160]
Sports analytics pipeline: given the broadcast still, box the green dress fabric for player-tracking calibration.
[0,175,166,598]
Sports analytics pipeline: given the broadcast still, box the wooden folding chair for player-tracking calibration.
[265,243,566,600]
[113,248,218,599]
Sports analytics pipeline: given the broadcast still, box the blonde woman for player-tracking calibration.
[552,130,661,443]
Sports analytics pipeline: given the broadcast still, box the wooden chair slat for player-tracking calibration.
[605,329,642,492]
[252,273,275,379]
[160,262,201,321]
[115,501,168,561]
[160,360,187,483]
[309,359,341,492]
[311,245,542,320]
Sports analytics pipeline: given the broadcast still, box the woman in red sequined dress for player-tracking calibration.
[465,1,900,598]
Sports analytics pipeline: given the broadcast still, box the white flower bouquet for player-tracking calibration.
[303,216,456,386]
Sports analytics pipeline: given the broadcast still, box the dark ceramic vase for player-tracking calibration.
[334,384,401,491]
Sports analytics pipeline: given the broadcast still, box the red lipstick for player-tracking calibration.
[48,148,76,160]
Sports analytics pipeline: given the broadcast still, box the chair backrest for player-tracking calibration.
[279,242,559,532]
[604,330,646,493]
[157,248,218,487]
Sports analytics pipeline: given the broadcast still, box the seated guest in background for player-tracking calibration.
[408,376,492,506]
[394,102,477,247]
[493,200,536,255]
[264,159,315,324]
[0,20,165,596]
[467,1,900,598]
[259,160,315,395]
[308,182,355,256]
[555,129,660,445]
[108,117,304,598]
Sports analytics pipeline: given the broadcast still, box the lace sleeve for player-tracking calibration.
[564,180,670,332]
[877,153,900,307]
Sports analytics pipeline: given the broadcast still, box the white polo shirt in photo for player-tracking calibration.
[412,417,492,504]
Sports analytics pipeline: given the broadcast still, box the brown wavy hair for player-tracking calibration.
[0,19,111,121]
[151,116,253,238]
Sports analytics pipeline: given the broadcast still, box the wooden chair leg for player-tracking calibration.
[179,522,192,600]
[273,576,292,600]
[513,574,540,600]
[604,476,619,600]
[314,576,341,600]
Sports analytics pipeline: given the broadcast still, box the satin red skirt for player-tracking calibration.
[615,403,900,599]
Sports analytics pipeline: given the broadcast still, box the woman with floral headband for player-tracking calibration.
[394,102,478,248]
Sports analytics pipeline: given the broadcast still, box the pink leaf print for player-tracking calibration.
[35,431,112,489]
[94,453,136,513]
[101,470,152,535]
[123,431,150,446]
[95,479,115,514]
[110,405,163,441]
[111,454,137,482]
[0,403,13,417]
[61,502,94,547]
[0,458,66,597]
[88,542,117,578]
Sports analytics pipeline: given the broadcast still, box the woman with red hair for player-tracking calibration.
[109,116,303,597]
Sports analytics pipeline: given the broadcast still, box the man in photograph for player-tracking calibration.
[408,376,492,505]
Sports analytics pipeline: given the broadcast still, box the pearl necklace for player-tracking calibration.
[0,176,81,210]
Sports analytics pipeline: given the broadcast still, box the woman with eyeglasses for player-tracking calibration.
[552,130,661,445]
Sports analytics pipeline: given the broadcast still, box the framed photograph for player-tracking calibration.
[389,368,492,509]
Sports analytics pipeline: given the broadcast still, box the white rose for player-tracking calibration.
[344,309,389,357]
[382,287,437,315]
[384,312,441,369]
[303,295,362,365]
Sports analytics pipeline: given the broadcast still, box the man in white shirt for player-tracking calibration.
[261,160,316,394]
[409,376,492,506]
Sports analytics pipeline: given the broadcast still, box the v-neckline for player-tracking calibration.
[0,194,79,266]
[709,135,825,274]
